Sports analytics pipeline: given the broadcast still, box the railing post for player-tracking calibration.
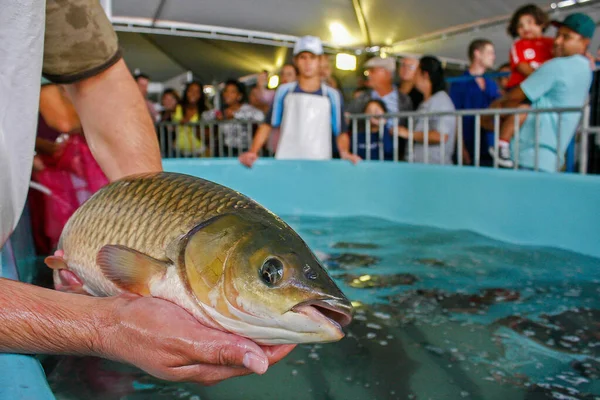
[393,118,399,162]
[580,104,590,175]
[534,113,540,172]
[475,114,481,168]
[408,116,414,163]
[352,118,358,155]
[457,116,463,166]
[423,117,429,164]
[514,114,520,170]
[379,118,385,161]
[366,116,371,161]
[556,113,562,172]
[493,113,500,169]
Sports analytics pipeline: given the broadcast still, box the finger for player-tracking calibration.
[261,344,296,365]
[189,331,268,374]
[174,363,254,385]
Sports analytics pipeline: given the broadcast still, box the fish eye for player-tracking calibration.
[260,258,284,286]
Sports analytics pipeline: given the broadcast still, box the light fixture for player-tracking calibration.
[329,22,353,45]
[267,75,279,89]
[557,0,575,7]
[336,53,357,71]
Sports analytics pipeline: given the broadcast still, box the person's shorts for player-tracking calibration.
[43,0,122,84]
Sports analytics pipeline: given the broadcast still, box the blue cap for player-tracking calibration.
[551,13,596,39]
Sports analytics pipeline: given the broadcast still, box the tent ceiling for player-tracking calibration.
[111,0,600,83]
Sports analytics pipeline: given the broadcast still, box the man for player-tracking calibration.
[486,13,595,172]
[449,39,501,165]
[398,57,424,110]
[135,72,160,122]
[0,0,293,390]
[239,36,360,167]
[346,56,413,159]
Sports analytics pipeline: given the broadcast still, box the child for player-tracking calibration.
[490,4,553,168]
[355,100,393,161]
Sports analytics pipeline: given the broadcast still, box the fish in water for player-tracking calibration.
[45,172,353,345]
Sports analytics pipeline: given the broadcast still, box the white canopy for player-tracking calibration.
[105,0,600,83]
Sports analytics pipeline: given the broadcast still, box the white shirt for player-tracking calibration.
[0,1,45,246]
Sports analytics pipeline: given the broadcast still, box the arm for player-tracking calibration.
[0,278,294,383]
[336,133,362,164]
[397,127,448,144]
[39,85,81,133]
[64,59,163,181]
[481,86,527,131]
[515,62,535,77]
[238,123,272,167]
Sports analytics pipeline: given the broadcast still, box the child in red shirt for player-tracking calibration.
[506,4,554,89]
[489,4,553,168]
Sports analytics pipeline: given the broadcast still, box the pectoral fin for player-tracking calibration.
[97,245,168,296]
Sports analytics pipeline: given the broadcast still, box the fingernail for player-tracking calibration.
[243,352,268,375]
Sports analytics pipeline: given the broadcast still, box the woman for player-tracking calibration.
[202,79,264,157]
[172,81,208,157]
[397,56,456,164]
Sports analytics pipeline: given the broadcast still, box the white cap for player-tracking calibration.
[293,36,324,56]
[364,57,396,73]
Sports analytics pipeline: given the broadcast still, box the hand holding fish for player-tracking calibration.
[98,293,296,385]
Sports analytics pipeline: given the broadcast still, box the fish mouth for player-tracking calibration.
[291,298,353,330]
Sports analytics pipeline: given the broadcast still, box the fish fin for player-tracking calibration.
[97,245,168,296]
[45,255,68,270]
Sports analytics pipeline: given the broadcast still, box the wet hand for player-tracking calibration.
[239,151,258,168]
[98,294,295,386]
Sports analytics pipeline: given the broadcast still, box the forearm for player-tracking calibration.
[0,278,111,356]
[39,85,81,134]
[64,59,163,181]
[412,131,446,144]
[336,133,351,155]
[516,62,535,77]
[248,123,272,153]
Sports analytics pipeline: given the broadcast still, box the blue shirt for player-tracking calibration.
[449,72,501,161]
[355,126,394,160]
[266,82,347,135]
[519,55,592,172]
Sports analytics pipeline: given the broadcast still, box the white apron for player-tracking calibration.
[275,85,332,160]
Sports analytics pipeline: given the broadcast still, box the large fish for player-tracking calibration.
[44,172,352,345]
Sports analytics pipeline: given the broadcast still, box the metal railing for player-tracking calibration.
[157,120,271,158]
[157,106,598,174]
[348,105,596,174]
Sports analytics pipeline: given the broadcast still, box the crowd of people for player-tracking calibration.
[139,5,596,173]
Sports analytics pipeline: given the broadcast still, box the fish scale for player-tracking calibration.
[59,172,260,294]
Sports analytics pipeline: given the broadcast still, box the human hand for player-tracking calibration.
[224,108,236,119]
[239,151,258,168]
[98,294,296,386]
[397,126,409,139]
[340,151,362,165]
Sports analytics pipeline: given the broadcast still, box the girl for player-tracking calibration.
[172,81,208,157]
[355,99,393,161]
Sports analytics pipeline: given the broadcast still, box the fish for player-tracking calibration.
[44,172,353,345]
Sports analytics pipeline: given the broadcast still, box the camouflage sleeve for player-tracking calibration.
[43,0,122,83]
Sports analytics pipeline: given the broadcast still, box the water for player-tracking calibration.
[44,216,600,400]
